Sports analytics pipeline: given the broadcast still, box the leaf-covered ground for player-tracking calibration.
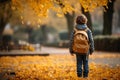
[0,53,120,80]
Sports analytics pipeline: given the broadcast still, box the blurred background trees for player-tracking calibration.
[0,0,109,36]
[0,0,120,52]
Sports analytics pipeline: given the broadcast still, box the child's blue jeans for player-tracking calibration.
[76,54,89,77]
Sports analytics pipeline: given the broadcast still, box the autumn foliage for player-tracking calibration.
[0,54,120,80]
[11,0,109,24]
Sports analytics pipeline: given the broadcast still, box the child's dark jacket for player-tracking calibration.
[69,24,94,55]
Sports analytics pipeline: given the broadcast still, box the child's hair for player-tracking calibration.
[76,14,88,24]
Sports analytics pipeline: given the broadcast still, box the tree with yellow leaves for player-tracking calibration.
[11,0,109,35]
[0,0,109,36]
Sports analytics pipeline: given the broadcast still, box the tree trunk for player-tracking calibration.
[118,9,120,28]
[26,27,33,43]
[0,0,11,39]
[103,0,116,35]
[82,7,93,31]
[0,18,6,40]
[64,12,75,38]
[0,18,6,35]
[41,25,47,43]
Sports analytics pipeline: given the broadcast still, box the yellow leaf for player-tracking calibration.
[56,13,63,17]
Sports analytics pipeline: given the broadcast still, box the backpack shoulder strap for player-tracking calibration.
[84,28,89,32]
[74,28,78,32]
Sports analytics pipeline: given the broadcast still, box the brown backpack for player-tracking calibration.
[72,28,89,54]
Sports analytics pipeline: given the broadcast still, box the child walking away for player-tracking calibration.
[69,14,94,78]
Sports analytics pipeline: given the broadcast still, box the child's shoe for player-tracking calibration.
[77,74,82,77]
